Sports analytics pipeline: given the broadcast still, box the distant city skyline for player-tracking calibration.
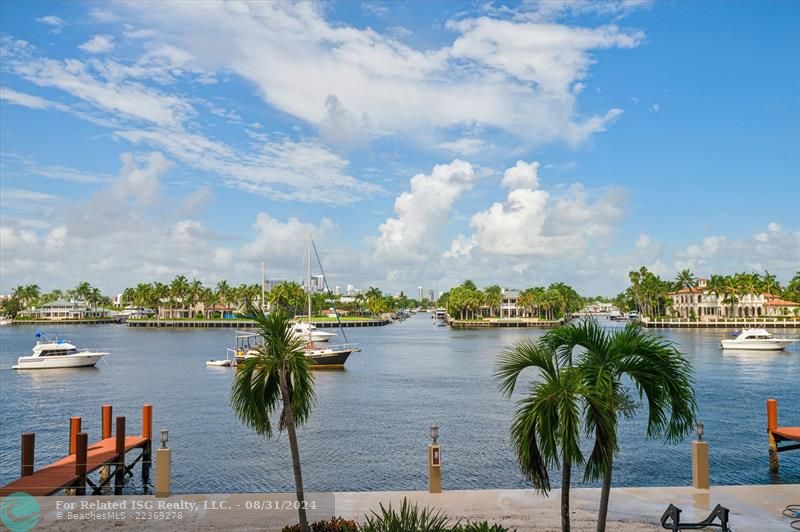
[1,1,797,296]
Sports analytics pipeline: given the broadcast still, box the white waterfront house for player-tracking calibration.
[20,299,112,320]
[669,278,799,319]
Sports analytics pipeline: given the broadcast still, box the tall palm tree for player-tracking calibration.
[706,275,726,318]
[541,321,696,532]
[484,285,502,318]
[762,271,781,298]
[496,339,613,532]
[721,276,740,318]
[231,309,315,532]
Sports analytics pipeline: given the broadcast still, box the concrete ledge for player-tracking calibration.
[18,484,798,531]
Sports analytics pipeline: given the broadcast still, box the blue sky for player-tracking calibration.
[1,0,798,297]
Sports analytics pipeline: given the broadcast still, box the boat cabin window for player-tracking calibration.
[39,348,79,356]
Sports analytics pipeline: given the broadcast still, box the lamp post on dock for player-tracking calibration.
[692,422,709,489]
[428,424,441,493]
[156,429,171,498]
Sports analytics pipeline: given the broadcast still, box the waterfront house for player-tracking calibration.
[669,278,799,319]
[20,299,112,320]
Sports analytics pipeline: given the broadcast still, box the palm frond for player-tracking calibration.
[495,339,556,397]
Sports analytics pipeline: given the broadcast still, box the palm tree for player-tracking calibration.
[706,275,726,318]
[762,271,781,298]
[74,281,92,302]
[188,279,204,316]
[484,285,502,318]
[674,269,697,291]
[722,276,740,318]
[496,339,613,532]
[231,309,315,532]
[541,320,696,532]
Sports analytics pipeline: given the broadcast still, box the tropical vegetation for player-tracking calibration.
[496,320,696,532]
[613,267,800,319]
[281,498,513,532]
[439,280,583,321]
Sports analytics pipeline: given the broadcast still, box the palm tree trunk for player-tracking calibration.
[279,367,308,532]
[596,459,613,532]
[561,457,571,532]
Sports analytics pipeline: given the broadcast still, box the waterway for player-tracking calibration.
[1,315,798,494]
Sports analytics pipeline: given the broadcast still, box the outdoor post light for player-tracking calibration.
[430,424,439,444]
[696,422,704,441]
[160,429,169,448]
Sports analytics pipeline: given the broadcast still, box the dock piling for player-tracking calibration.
[69,416,81,455]
[75,432,88,496]
[142,404,153,484]
[21,433,35,477]
[114,416,126,495]
[100,405,113,483]
[102,405,112,438]
[767,399,780,473]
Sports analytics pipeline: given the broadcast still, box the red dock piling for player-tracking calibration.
[115,416,126,494]
[102,405,113,439]
[21,433,35,477]
[75,432,88,496]
[69,417,81,455]
[767,399,778,432]
[142,404,152,439]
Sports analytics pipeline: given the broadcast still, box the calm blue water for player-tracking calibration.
[1,315,798,494]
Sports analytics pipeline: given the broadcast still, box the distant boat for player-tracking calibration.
[13,334,107,370]
[721,329,798,351]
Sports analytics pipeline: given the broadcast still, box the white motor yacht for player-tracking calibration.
[720,329,798,351]
[290,322,337,343]
[13,339,107,369]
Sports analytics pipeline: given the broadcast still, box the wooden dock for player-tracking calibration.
[127,319,390,328]
[0,404,152,496]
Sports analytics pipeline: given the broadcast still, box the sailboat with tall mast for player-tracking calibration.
[300,233,360,368]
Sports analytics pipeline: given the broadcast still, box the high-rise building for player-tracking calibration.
[418,286,425,301]
[346,284,354,296]
[310,274,325,293]
[428,289,435,302]
[334,285,341,296]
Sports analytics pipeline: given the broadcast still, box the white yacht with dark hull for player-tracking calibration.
[720,329,798,351]
[13,338,107,369]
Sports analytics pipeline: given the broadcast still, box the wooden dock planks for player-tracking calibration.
[0,436,148,496]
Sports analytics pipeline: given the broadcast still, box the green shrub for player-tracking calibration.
[282,516,358,532]
[361,499,451,532]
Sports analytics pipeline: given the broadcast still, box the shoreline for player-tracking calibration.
[20,484,798,531]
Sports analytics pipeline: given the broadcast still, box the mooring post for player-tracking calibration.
[75,432,88,496]
[767,399,779,473]
[21,432,35,477]
[69,416,81,455]
[102,405,113,438]
[115,416,126,495]
[100,405,113,483]
[142,404,153,484]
